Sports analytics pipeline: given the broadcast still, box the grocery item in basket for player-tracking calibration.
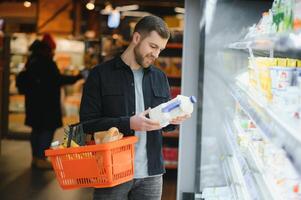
[149,95,196,127]
[62,138,80,148]
[62,124,86,147]
[94,127,123,144]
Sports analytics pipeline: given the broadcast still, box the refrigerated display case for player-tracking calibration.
[191,0,301,199]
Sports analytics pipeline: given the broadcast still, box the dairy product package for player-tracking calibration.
[149,95,197,127]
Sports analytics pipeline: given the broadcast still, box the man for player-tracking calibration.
[80,15,190,200]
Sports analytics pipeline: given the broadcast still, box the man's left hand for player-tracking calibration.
[170,114,191,125]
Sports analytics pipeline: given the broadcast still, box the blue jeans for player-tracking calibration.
[93,176,163,200]
[30,129,55,159]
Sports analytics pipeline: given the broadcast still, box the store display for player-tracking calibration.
[233,104,301,199]
[155,57,182,78]
[220,1,301,199]
[294,0,301,31]
[163,147,178,166]
[246,56,301,116]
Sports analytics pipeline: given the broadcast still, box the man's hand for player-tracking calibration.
[170,114,191,125]
[130,109,161,131]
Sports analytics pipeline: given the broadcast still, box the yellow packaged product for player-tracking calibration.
[248,57,257,88]
[297,59,301,67]
[277,58,287,67]
[287,58,297,68]
[257,57,275,101]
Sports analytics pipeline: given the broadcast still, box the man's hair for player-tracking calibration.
[133,15,170,39]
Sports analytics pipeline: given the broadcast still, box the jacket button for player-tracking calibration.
[132,111,135,115]
[131,82,134,86]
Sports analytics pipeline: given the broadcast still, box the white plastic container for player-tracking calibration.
[149,95,197,127]
[270,67,295,91]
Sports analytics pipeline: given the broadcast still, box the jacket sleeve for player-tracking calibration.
[59,74,82,85]
[49,61,82,86]
[79,68,132,135]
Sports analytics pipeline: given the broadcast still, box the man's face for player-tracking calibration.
[133,31,168,68]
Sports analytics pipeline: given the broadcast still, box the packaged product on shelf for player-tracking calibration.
[294,0,301,31]
[270,58,298,111]
[253,57,275,100]
[262,143,286,169]
[256,11,273,34]
[296,60,301,87]
[149,95,197,127]
[278,86,300,113]
[170,87,181,99]
[252,140,265,159]
[272,0,294,32]
[248,57,258,88]
[169,57,182,77]
[162,147,178,164]
[155,57,171,75]
[270,58,293,90]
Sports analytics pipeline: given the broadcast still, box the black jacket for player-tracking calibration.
[21,56,80,130]
[80,56,175,175]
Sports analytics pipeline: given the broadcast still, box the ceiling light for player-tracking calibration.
[108,10,120,28]
[24,1,31,8]
[175,7,185,14]
[121,11,151,18]
[86,0,95,10]
[100,3,113,15]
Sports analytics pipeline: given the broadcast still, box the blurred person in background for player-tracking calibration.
[80,16,190,200]
[17,34,83,169]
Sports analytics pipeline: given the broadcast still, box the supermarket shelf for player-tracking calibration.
[166,43,182,49]
[228,33,301,59]
[201,186,233,199]
[162,130,179,138]
[164,163,178,169]
[229,81,301,175]
[223,120,260,200]
[167,76,181,87]
[232,120,281,200]
[167,75,181,79]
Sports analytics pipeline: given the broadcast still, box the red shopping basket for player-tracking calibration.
[45,136,137,189]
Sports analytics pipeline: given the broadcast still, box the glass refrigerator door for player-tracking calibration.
[198,0,289,199]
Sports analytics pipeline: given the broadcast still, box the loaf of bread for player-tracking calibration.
[94,127,123,144]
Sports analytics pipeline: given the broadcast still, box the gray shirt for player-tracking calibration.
[132,68,149,178]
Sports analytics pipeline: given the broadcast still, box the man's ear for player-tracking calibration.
[132,32,141,45]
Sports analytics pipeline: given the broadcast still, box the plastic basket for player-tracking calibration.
[45,136,138,189]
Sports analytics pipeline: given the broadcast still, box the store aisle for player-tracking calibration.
[0,136,177,200]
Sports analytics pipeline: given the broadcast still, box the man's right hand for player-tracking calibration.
[130,109,161,131]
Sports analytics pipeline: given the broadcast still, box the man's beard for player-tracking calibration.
[134,43,155,68]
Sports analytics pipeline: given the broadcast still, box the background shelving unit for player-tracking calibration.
[7,33,86,137]
[158,38,183,169]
